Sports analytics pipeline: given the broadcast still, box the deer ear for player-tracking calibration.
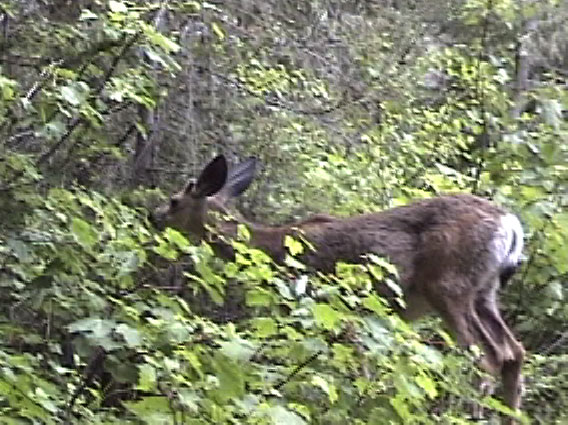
[223,157,257,199]
[192,155,228,198]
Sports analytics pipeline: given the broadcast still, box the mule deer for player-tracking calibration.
[152,154,525,423]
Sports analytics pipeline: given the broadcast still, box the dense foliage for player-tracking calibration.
[0,0,566,424]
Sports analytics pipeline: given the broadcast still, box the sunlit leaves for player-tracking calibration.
[311,375,338,404]
[211,22,225,41]
[208,352,246,403]
[137,364,157,391]
[313,304,341,330]
[284,235,304,256]
[251,317,278,338]
[124,397,172,424]
[71,217,98,249]
[60,82,90,106]
[246,287,274,307]
[108,1,128,14]
[263,405,307,425]
[0,74,17,101]
[2,0,567,422]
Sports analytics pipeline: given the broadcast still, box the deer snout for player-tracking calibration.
[149,208,167,230]
[147,211,159,228]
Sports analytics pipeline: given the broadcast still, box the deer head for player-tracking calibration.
[152,154,257,241]
[153,154,525,424]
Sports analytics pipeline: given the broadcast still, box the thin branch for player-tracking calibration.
[471,0,493,194]
[36,32,141,167]
[0,61,62,138]
[208,69,352,116]
[0,34,140,192]
[273,349,324,391]
[65,346,106,423]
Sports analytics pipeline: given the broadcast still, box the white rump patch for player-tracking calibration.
[492,213,524,268]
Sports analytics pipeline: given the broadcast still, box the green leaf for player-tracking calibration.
[541,99,563,130]
[60,82,89,106]
[415,374,438,399]
[146,30,180,53]
[284,235,304,255]
[313,304,341,330]
[153,235,178,260]
[116,324,142,347]
[209,352,245,403]
[165,227,190,250]
[108,1,128,13]
[71,217,98,249]
[311,375,338,403]
[220,339,256,362]
[181,1,201,12]
[362,294,388,316]
[237,224,251,241]
[246,287,273,307]
[284,254,306,270]
[251,317,278,338]
[224,262,239,278]
[137,364,157,391]
[211,22,225,40]
[68,317,115,337]
[79,9,98,21]
[125,397,171,423]
[265,406,307,425]
[545,281,563,301]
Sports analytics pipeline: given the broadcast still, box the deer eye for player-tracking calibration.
[170,198,180,209]
[184,181,195,195]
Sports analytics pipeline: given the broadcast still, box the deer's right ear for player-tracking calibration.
[224,157,257,199]
[192,155,228,198]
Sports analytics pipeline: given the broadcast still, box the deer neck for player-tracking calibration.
[210,217,287,263]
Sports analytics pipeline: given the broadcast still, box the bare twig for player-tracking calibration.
[471,0,493,194]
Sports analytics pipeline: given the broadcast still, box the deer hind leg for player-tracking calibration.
[474,289,525,424]
[422,284,508,417]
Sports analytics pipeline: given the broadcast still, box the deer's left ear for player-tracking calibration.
[191,155,228,198]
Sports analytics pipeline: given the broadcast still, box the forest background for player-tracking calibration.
[0,0,567,424]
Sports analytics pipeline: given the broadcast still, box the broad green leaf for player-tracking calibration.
[415,374,438,398]
[313,304,341,330]
[71,218,98,248]
[284,255,306,270]
[125,397,171,424]
[220,339,256,362]
[108,1,128,13]
[79,9,98,21]
[284,235,304,255]
[146,29,180,53]
[137,364,157,391]
[116,323,142,347]
[237,224,251,241]
[246,287,273,307]
[311,375,338,403]
[264,406,307,425]
[251,317,278,338]
[68,317,115,337]
[60,82,89,106]
[209,352,245,402]
[165,227,190,250]
[362,294,388,316]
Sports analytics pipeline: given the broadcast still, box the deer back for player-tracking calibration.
[294,195,519,287]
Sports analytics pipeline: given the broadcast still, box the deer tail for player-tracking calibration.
[497,213,525,287]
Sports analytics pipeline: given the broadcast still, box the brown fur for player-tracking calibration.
[152,156,524,423]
